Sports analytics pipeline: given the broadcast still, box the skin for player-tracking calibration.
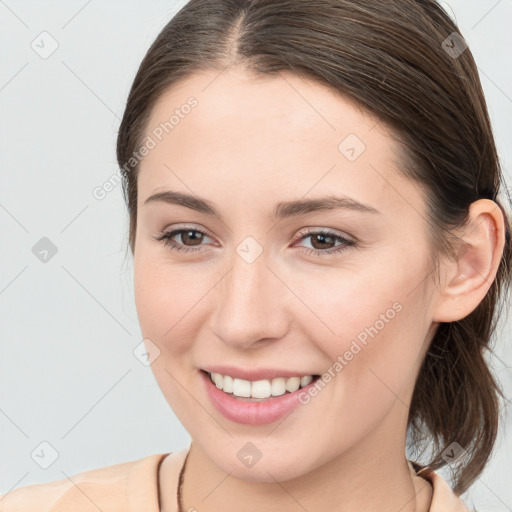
[132,66,505,512]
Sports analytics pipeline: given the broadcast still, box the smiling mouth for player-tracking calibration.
[202,370,321,401]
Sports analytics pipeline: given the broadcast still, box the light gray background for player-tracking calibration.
[0,1,511,510]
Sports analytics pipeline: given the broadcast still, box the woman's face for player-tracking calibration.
[133,67,440,481]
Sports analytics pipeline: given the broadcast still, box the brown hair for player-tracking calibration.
[116,0,512,496]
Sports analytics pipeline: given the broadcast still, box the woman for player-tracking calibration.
[2,0,510,511]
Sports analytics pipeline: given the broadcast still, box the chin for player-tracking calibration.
[204,441,316,484]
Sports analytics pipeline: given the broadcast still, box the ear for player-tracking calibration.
[432,199,506,323]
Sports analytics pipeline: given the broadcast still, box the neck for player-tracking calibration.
[179,421,432,512]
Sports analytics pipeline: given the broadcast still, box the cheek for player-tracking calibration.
[133,266,169,337]
[299,263,428,395]
[133,250,215,352]
[134,251,181,339]
[133,254,202,413]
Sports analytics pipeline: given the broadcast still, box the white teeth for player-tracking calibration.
[271,377,286,396]
[232,378,251,397]
[301,375,313,387]
[251,379,272,398]
[213,373,223,389]
[209,372,315,399]
[285,377,301,393]
[223,375,234,393]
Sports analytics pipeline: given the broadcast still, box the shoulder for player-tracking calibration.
[409,461,471,512]
[0,453,169,512]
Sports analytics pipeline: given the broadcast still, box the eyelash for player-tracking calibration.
[154,225,356,257]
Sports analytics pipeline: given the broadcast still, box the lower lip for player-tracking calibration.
[201,370,318,425]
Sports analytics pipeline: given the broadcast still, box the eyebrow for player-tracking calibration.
[143,190,381,220]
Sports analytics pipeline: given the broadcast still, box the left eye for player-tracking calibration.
[154,227,356,257]
[295,229,356,256]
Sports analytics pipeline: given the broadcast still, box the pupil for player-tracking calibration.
[184,230,202,245]
[313,234,333,249]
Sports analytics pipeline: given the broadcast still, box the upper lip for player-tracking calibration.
[201,365,319,381]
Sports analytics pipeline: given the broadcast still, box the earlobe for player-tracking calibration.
[432,199,506,323]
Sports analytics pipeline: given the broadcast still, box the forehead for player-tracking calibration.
[144,67,381,153]
[137,67,425,221]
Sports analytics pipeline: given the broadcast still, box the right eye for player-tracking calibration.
[154,226,214,254]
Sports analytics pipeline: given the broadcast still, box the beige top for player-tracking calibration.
[0,451,471,511]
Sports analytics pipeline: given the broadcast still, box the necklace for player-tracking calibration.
[177,450,190,512]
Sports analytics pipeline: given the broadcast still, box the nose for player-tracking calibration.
[210,244,291,350]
